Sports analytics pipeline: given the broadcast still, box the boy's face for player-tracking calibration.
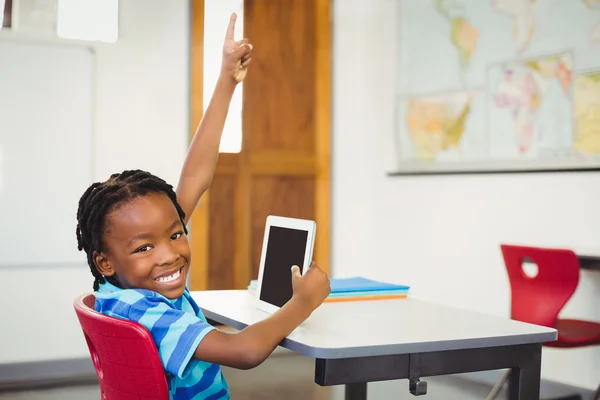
[95,193,191,299]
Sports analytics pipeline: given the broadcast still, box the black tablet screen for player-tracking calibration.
[259,226,309,307]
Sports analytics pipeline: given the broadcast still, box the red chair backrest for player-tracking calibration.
[73,294,169,400]
[500,244,580,328]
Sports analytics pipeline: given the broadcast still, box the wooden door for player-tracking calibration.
[189,0,331,290]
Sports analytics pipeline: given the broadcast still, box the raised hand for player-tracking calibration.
[221,13,253,83]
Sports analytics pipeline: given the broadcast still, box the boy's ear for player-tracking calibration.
[93,251,115,277]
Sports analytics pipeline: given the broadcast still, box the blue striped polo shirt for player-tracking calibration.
[94,281,229,400]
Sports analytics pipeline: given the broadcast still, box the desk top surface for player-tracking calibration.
[191,290,556,359]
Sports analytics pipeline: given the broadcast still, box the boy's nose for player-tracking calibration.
[157,245,180,266]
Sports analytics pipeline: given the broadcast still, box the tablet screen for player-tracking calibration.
[259,226,309,307]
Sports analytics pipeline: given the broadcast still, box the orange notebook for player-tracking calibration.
[324,294,408,302]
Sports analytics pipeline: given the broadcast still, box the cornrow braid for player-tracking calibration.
[76,170,187,291]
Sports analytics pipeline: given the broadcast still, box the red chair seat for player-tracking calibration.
[550,318,600,347]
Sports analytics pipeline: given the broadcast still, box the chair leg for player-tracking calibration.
[484,369,586,400]
[593,382,600,400]
[485,369,511,400]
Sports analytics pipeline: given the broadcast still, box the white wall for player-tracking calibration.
[0,0,189,364]
[332,0,600,391]
[2,0,598,391]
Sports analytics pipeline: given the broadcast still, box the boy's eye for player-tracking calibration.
[134,245,152,253]
[171,232,183,240]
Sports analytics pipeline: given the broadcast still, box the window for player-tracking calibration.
[57,0,118,43]
[204,0,244,153]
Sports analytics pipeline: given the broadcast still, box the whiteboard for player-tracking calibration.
[0,40,94,267]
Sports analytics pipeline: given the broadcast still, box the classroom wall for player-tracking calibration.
[0,0,189,364]
[2,0,598,391]
[331,0,600,391]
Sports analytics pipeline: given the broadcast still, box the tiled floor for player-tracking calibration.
[0,354,494,400]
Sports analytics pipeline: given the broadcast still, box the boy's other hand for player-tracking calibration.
[291,262,331,311]
[222,13,253,83]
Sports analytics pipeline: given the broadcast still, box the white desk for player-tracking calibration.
[191,290,556,400]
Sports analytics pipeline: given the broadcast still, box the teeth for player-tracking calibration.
[156,269,181,283]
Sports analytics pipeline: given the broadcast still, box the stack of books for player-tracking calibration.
[247,276,409,302]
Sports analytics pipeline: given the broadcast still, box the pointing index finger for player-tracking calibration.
[225,13,237,40]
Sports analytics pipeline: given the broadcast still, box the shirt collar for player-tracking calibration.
[97,279,188,305]
[97,280,121,294]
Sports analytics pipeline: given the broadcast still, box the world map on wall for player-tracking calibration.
[395,0,600,170]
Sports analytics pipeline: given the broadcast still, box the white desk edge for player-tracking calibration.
[191,290,558,360]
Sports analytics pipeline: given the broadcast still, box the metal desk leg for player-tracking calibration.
[345,382,367,400]
[508,344,542,400]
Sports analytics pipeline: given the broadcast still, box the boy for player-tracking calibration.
[76,14,331,399]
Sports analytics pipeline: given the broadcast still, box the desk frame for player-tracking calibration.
[578,255,600,271]
[315,342,541,400]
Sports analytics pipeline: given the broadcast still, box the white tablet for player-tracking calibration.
[255,215,316,314]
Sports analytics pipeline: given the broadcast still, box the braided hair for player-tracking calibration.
[76,169,187,291]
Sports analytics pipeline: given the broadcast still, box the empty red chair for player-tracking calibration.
[73,294,169,400]
[487,245,600,400]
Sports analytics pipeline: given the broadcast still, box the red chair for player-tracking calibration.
[487,245,600,400]
[73,294,169,400]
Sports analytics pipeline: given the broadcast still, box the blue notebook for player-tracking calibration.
[328,289,408,298]
[248,277,409,295]
[329,277,410,294]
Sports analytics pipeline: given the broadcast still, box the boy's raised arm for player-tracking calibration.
[177,13,252,224]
